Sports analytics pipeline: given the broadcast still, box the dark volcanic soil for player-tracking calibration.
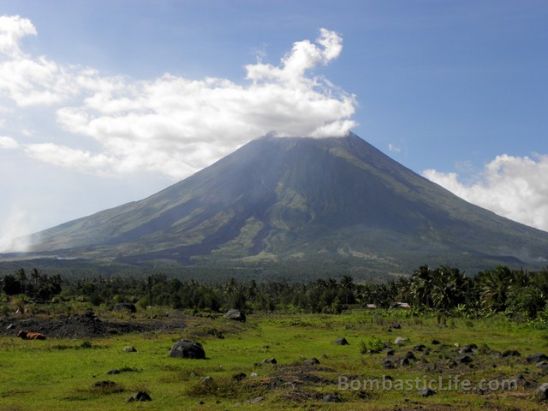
[0,311,184,339]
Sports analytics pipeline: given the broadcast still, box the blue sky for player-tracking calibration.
[1,0,548,248]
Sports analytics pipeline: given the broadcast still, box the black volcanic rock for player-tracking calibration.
[22,133,548,276]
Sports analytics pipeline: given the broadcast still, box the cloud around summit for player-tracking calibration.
[0,16,356,179]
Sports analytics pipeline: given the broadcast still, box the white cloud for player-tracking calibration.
[423,154,548,231]
[24,143,115,175]
[0,16,80,106]
[0,16,357,179]
[0,15,36,57]
[0,135,18,149]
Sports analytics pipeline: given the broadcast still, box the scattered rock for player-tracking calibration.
[385,349,395,356]
[322,393,342,402]
[250,372,258,377]
[0,312,178,339]
[421,388,436,397]
[404,351,416,361]
[303,357,320,366]
[169,339,205,359]
[383,359,395,369]
[123,346,137,353]
[501,349,520,358]
[400,357,411,367]
[200,376,214,386]
[413,344,426,352]
[84,308,96,318]
[394,337,408,346]
[527,353,548,363]
[80,341,92,349]
[113,303,136,313]
[248,396,264,404]
[127,391,151,402]
[536,361,548,372]
[6,323,14,330]
[93,380,118,389]
[431,339,440,345]
[459,344,478,354]
[224,309,246,322]
[262,357,277,364]
[458,355,473,364]
[535,383,548,402]
[391,322,401,329]
[232,372,246,381]
[335,337,349,345]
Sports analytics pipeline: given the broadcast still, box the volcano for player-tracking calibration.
[22,134,548,277]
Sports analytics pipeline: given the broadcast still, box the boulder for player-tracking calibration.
[169,339,205,359]
[303,357,320,366]
[232,372,246,381]
[383,359,395,369]
[200,376,214,386]
[459,344,477,354]
[527,353,548,363]
[421,388,436,397]
[535,383,548,402]
[394,337,408,346]
[123,346,137,353]
[404,351,416,361]
[224,309,246,322]
[127,391,151,402]
[322,393,342,402]
[458,355,473,364]
[262,357,277,364]
[536,361,548,372]
[93,380,118,389]
[335,337,349,345]
[501,349,520,358]
[113,303,136,313]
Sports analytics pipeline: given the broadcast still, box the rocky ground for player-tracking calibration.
[0,309,185,339]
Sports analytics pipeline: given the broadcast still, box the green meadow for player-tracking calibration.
[0,309,546,410]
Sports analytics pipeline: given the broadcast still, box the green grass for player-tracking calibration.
[0,310,546,410]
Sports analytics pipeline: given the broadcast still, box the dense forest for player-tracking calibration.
[1,266,547,322]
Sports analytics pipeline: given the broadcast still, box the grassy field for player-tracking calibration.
[0,309,546,410]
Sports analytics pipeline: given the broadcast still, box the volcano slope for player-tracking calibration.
[23,134,548,277]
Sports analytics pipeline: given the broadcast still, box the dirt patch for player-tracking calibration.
[0,311,184,339]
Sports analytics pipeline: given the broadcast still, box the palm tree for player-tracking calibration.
[478,266,513,312]
[409,265,433,307]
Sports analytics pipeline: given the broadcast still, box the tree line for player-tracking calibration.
[0,265,546,321]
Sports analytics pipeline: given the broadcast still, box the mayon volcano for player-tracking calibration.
[21,134,548,276]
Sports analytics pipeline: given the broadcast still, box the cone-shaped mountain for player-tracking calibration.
[27,133,548,275]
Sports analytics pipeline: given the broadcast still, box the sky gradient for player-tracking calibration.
[0,0,547,250]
